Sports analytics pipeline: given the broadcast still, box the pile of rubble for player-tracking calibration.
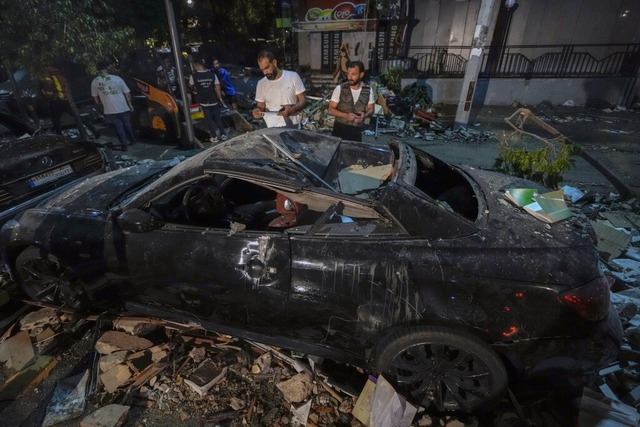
[3,304,466,426]
[302,84,498,145]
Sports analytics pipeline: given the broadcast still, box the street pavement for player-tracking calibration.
[95,104,640,198]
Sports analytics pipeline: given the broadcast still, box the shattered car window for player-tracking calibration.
[144,172,387,234]
[412,148,479,220]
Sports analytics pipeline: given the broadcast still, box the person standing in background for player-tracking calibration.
[91,62,136,151]
[190,61,228,143]
[252,50,306,128]
[211,58,238,110]
[327,60,374,141]
[41,66,74,135]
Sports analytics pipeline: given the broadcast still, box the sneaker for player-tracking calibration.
[210,136,219,143]
[221,134,228,141]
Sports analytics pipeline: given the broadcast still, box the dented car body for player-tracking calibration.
[0,128,621,412]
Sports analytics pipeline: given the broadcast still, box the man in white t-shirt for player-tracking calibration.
[252,50,306,128]
[91,63,136,151]
[327,60,374,142]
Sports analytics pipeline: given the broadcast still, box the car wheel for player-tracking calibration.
[373,326,508,412]
[14,247,87,310]
[149,107,177,143]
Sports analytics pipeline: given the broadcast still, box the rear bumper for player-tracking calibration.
[495,302,622,387]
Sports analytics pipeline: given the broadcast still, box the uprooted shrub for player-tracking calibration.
[494,108,580,189]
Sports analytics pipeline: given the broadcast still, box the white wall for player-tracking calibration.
[402,76,636,106]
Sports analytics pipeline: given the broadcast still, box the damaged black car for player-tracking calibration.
[0,128,621,412]
[0,111,113,227]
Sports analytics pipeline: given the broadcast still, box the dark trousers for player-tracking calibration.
[332,121,364,142]
[106,111,135,147]
[48,99,74,135]
[202,104,226,138]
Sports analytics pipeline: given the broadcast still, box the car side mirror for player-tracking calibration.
[117,209,161,233]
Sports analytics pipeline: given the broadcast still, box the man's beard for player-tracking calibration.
[348,79,360,86]
[266,69,278,80]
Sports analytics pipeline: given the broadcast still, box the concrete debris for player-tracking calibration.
[99,364,132,393]
[95,330,154,355]
[0,330,35,375]
[80,404,130,427]
[113,318,158,336]
[276,373,313,403]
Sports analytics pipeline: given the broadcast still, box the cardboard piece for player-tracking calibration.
[0,330,35,375]
[338,164,393,194]
[352,376,378,426]
[522,189,571,223]
[504,188,537,207]
[370,376,417,427]
[0,355,58,400]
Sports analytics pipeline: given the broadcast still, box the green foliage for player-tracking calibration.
[380,66,404,93]
[494,140,580,188]
[0,0,134,75]
[399,83,432,109]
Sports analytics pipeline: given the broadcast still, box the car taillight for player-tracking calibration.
[557,276,612,321]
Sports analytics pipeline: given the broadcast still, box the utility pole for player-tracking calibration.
[164,0,196,147]
[454,0,500,128]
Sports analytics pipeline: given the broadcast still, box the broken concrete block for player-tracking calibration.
[578,387,639,426]
[591,221,632,261]
[113,318,157,336]
[35,327,56,344]
[95,331,153,355]
[611,258,640,282]
[80,404,130,427]
[19,307,61,332]
[276,373,313,403]
[99,364,132,393]
[0,330,35,375]
[99,351,129,373]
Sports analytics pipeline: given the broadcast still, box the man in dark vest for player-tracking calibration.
[189,61,227,143]
[327,61,374,141]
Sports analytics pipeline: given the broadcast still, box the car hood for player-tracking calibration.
[42,161,172,213]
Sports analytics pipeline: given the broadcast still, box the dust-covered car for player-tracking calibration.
[0,128,621,412]
[0,111,113,226]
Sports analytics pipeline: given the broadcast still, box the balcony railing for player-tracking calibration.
[398,43,640,78]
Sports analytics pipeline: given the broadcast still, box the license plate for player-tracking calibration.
[190,105,204,120]
[28,164,73,188]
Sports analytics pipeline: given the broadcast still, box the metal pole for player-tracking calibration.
[164,0,196,147]
[454,0,500,129]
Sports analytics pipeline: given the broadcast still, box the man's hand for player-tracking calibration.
[352,112,365,123]
[278,105,293,117]
[252,108,264,119]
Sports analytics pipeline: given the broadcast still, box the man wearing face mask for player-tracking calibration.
[327,61,374,142]
[252,50,306,128]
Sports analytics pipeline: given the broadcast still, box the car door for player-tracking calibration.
[120,178,291,328]
[282,198,433,346]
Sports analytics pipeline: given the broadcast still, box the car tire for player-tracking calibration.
[14,246,88,310]
[149,106,177,144]
[373,326,508,413]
